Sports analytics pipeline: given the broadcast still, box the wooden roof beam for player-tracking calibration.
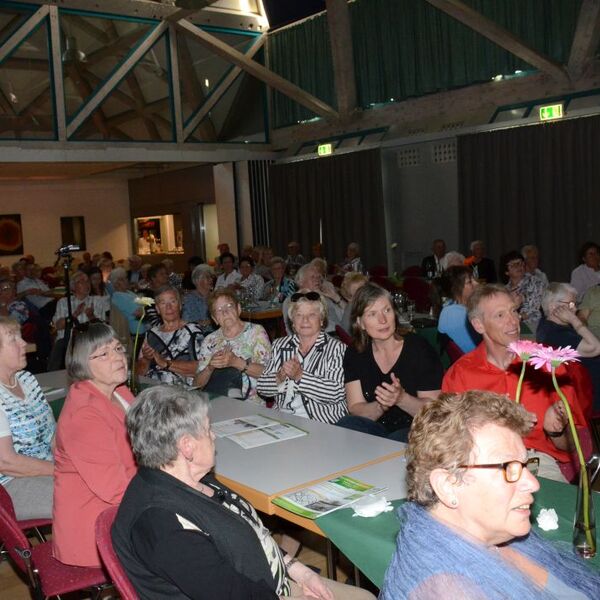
[568,0,600,79]
[424,0,571,84]
[326,0,357,117]
[176,19,339,121]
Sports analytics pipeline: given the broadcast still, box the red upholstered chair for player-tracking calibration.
[369,265,388,278]
[402,277,433,312]
[335,325,354,347]
[444,339,465,366]
[559,426,594,483]
[0,484,51,544]
[401,265,423,277]
[0,505,108,599]
[96,506,139,600]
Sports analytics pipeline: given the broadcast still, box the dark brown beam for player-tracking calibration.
[424,0,570,84]
[568,0,600,79]
[326,0,357,116]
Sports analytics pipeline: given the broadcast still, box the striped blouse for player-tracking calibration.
[257,332,348,424]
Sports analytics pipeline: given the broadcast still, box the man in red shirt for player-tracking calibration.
[442,285,586,482]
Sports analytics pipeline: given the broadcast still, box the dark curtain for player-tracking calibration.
[267,0,580,128]
[458,115,600,281]
[268,149,386,269]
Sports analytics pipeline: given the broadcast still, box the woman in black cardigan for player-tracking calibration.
[112,385,375,600]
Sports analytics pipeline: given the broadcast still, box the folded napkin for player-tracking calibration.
[352,495,394,518]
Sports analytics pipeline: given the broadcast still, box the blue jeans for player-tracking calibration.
[336,415,409,443]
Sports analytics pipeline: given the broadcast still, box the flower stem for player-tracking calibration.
[515,360,527,404]
[130,307,145,390]
[551,367,594,552]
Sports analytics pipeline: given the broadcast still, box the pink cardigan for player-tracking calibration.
[52,380,136,567]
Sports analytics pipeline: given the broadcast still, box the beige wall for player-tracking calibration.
[0,179,131,266]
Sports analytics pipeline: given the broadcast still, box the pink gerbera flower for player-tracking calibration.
[529,345,580,373]
[508,340,544,360]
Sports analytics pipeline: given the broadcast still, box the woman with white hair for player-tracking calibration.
[537,282,600,410]
[182,264,214,333]
[257,291,347,424]
[281,264,344,335]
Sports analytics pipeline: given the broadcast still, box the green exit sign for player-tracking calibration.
[317,143,333,156]
[539,104,563,121]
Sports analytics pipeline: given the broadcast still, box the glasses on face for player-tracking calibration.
[291,291,320,303]
[213,302,236,315]
[90,344,127,361]
[458,457,539,483]
[558,300,577,310]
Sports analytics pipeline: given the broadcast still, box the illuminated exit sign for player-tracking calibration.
[539,104,563,121]
[317,143,333,156]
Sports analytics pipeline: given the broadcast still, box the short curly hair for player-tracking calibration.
[406,391,530,508]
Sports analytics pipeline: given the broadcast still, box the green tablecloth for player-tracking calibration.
[316,478,600,588]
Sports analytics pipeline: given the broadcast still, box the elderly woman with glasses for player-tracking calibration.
[137,285,204,387]
[537,282,600,411]
[113,386,375,600]
[52,323,136,568]
[381,391,600,600]
[500,250,546,333]
[194,289,271,403]
[257,291,347,424]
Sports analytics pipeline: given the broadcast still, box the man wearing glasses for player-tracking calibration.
[442,284,589,482]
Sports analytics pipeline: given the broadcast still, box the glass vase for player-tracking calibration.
[573,467,596,559]
[128,368,140,396]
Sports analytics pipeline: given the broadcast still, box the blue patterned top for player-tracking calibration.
[0,371,55,486]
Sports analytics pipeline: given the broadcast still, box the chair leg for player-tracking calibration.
[31,527,48,543]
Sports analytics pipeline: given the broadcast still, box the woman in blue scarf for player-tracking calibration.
[380,391,600,599]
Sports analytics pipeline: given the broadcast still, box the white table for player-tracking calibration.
[210,398,405,515]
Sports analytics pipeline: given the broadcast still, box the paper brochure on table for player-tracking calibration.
[272,476,386,519]
[212,415,307,449]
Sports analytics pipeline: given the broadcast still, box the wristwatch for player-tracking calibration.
[544,424,567,438]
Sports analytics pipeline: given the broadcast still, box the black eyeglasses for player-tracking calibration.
[291,291,321,302]
[458,457,539,483]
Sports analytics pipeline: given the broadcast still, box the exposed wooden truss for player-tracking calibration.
[568,0,600,79]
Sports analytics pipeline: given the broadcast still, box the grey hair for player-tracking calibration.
[70,270,89,291]
[270,256,285,268]
[470,240,484,252]
[0,315,20,346]
[66,322,119,381]
[161,258,174,270]
[155,284,182,305]
[108,267,127,286]
[440,251,465,271]
[542,282,577,315]
[287,288,329,330]
[295,264,317,286]
[521,244,538,257]
[466,284,512,322]
[126,385,210,469]
[191,264,213,285]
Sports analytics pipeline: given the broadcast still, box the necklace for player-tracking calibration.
[0,376,18,389]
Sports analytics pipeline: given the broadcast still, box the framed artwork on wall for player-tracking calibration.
[0,214,24,255]
[60,216,87,250]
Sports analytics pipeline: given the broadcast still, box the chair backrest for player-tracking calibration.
[96,506,139,600]
[0,505,31,575]
[0,485,17,520]
[335,325,353,347]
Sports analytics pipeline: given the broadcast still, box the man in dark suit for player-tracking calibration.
[421,238,446,279]
[469,240,497,283]
[127,255,143,289]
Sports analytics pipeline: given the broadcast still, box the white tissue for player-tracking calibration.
[352,495,394,518]
[536,508,559,531]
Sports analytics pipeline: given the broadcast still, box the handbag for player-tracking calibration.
[203,367,250,400]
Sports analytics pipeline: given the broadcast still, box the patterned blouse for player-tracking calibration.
[506,273,546,332]
[205,478,290,596]
[197,322,271,404]
[0,371,55,486]
[145,323,205,386]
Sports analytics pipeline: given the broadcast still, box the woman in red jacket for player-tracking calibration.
[52,323,136,568]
